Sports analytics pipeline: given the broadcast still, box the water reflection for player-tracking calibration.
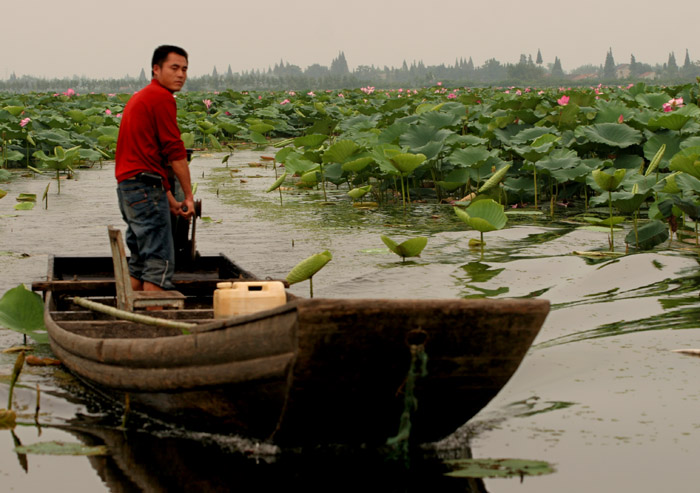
[61,424,488,493]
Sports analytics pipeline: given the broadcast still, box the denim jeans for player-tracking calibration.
[117,177,175,289]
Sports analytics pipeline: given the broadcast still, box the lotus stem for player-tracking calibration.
[608,190,614,252]
[8,351,25,410]
[533,166,538,210]
[309,276,314,299]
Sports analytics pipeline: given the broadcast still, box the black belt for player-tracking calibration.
[131,172,164,188]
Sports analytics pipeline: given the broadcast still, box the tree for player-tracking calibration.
[212,66,218,78]
[138,67,147,82]
[603,48,616,80]
[536,49,543,65]
[551,57,564,78]
[667,52,678,75]
[330,52,349,75]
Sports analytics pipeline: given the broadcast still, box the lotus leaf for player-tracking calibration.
[286,251,332,284]
[479,164,511,193]
[249,123,274,134]
[647,113,691,131]
[669,153,700,180]
[0,190,6,199]
[0,285,48,343]
[388,153,427,175]
[575,123,642,148]
[592,168,626,191]
[448,147,493,168]
[625,220,668,250]
[294,134,327,148]
[322,140,359,164]
[455,199,507,233]
[347,184,371,199]
[266,172,287,193]
[380,235,427,261]
[341,156,374,173]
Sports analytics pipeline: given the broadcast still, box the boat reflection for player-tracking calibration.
[67,425,488,493]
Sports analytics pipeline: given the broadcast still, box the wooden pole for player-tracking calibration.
[71,296,195,334]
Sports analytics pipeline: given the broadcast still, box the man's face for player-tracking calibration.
[153,53,188,92]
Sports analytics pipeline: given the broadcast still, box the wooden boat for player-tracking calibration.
[34,254,550,446]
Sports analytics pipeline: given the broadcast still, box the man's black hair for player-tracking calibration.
[151,45,188,77]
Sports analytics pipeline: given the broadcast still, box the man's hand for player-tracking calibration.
[181,196,195,219]
[167,190,181,215]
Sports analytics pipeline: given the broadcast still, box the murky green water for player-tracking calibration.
[1,151,699,492]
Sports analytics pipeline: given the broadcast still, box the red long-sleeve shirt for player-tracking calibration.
[115,79,187,190]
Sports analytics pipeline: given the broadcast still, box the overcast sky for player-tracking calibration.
[3,0,698,80]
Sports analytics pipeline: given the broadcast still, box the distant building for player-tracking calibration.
[570,73,598,82]
[616,64,631,79]
[639,71,657,80]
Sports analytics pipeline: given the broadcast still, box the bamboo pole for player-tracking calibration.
[71,296,195,334]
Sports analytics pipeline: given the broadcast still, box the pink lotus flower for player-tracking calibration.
[618,114,624,123]
[437,82,442,86]
[338,93,344,98]
[447,93,457,99]
[63,88,75,97]
[116,113,122,118]
[202,99,212,110]
[280,99,290,105]
[19,117,31,127]
[105,109,112,116]
[307,91,315,96]
[557,95,570,106]
[662,97,684,112]
[515,90,522,96]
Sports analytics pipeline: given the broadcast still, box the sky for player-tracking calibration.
[3,0,699,80]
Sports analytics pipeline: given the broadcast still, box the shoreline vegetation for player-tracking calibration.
[1,49,699,93]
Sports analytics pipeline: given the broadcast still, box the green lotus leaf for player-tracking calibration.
[592,168,626,191]
[669,153,700,180]
[4,106,25,117]
[535,148,580,171]
[66,110,87,123]
[249,131,268,144]
[455,199,507,232]
[347,184,371,199]
[14,202,34,211]
[419,111,461,129]
[266,172,288,193]
[510,127,557,144]
[399,125,452,150]
[444,458,554,479]
[671,195,700,220]
[647,113,691,131]
[286,251,332,284]
[436,181,464,191]
[180,132,195,148]
[249,123,274,134]
[610,191,651,214]
[634,92,670,109]
[208,135,222,151]
[625,220,668,250]
[0,190,6,199]
[322,140,359,164]
[657,172,682,194]
[388,153,426,175]
[5,150,24,162]
[341,156,374,173]
[380,235,428,260]
[479,164,511,193]
[300,170,319,184]
[448,147,493,168]
[14,441,108,456]
[0,285,48,343]
[575,123,642,148]
[294,134,327,148]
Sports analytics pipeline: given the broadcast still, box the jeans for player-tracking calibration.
[116,176,175,289]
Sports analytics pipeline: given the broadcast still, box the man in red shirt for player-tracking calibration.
[115,45,194,293]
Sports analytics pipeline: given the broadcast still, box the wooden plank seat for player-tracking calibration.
[108,226,185,311]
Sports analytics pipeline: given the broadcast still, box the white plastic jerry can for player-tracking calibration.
[213,281,287,319]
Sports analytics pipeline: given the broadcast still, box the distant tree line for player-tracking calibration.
[2,49,699,94]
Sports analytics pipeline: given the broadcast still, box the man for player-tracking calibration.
[115,45,194,293]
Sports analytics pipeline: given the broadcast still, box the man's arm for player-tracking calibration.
[170,158,195,218]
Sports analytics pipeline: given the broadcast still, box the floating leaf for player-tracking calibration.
[0,189,6,199]
[444,458,555,478]
[0,409,16,430]
[380,235,428,261]
[14,441,108,456]
[286,251,332,284]
[0,285,48,344]
[14,202,34,211]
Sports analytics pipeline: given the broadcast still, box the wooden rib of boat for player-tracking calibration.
[34,254,550,445]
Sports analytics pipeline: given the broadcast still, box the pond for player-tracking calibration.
[1,150,699,492]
